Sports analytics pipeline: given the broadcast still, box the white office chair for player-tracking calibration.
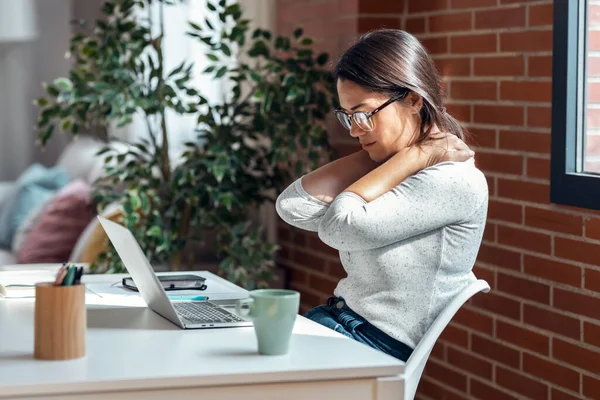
[400,279,491,400]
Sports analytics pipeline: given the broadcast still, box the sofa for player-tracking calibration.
[0,136,106,267]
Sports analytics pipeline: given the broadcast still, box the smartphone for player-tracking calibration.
[122,274,207,292]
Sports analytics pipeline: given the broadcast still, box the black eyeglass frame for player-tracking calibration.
[333,90,410,131]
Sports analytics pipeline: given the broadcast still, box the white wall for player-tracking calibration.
[0,0,85,180]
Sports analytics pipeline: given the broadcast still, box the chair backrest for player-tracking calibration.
[402,279,490,400]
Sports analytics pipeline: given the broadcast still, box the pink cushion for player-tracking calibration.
[16,180,95,264]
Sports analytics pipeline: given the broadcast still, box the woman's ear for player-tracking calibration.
[407,92,423,114]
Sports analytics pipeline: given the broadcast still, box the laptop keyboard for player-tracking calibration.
[173,301,245,324]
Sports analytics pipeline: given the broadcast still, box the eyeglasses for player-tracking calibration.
[333,91,408,132]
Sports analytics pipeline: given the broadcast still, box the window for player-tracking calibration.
[552,0,600,210]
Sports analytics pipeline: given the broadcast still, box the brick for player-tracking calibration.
[528,106,551,128]
[588,56,600,77]
[590,5,600,26]
[553,338,600,375]
[586,268,600,292]
[498,178,549,203]
[290,283,320,308]
[500,30,553,52]
[497,320,550,354]
[474,104,524,126]
[418,377,471,400]
[523,304,580,339]
[497,272,550,303]
[555,237,600,266]
[278,226,290,242]
[358,17,401,33]
[475,152,523,174]
[475,7,526,30]
[485,175,496,196]
[588,108,600,129]
[496,365,549,400]
[500,81,552,103]
[405,17,426,34]
[471,292,521,320]
[470,378,519,400]
[424,360,467,391]
[431,342,445,360]
[488,200,523,224]
[584,321,600,348]
[499,130,550,153]
[290,229,307,246]
[589,83,600,103]
[308,273,337,295]
[589,30,600,51]
[483,224,496,243]
[358,0,405,13]
[527,157,550,179]
[529,3,553,26]
[585,161,600,174]
[525,207,583,235]
[551,388,583,400]
[447,347,492,379]
[451,80,497,101]
[308,236,339,258]
[435,57,471,76]
[286,266,307,285]
[471,334,520,367]
[523,353,581,392]
[453,307,494,335]
[408,0,448,13]
[430,12,472,33]
[420,36,448,54]
[467,127,494,149]
[451,33,497,54]
[529,55,552,77]
[452,0,496,8]
[500,0,541,3]
[477,243,521,271]
[473,265,495,286]
[523,255,582,288]
[327,261,347,279]
[584,374,600,399]
[554,288,600,320]
[292,250,326,272]
[440,324,469,348]
[474,56,525,76]
[498,225,551,254]
[446,102,471,122]
[586,135,600,157]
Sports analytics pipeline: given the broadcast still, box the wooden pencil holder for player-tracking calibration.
[34,282,86,360]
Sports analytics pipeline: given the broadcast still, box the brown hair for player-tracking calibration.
[334,29,467,144]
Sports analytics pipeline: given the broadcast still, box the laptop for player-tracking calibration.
[97,216,252,329]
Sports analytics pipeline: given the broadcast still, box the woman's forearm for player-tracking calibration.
[343,147,426,203]
[302,150,380,204]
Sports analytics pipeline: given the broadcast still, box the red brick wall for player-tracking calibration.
[275,1,600,399]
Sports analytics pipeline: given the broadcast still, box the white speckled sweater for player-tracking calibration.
[275,159,489,348]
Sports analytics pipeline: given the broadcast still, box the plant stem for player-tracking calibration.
[157,1,171,181]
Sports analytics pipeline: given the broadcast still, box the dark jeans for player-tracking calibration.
[304,296,413,362]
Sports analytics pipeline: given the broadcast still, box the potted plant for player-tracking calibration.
[34,0,335,289]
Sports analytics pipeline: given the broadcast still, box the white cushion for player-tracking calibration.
[0,182,16,215]
[0,248,16,266]
[56,136,105,183]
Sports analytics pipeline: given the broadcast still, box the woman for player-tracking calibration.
[275,29,488,362]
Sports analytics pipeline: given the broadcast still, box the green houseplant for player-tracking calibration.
[34,0,336,289]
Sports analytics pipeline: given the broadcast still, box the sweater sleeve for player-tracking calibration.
[317,161,488,251]
[275,176,330,232]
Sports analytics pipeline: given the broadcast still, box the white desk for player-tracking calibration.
[0,266,405,400]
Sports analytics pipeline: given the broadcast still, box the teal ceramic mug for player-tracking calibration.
[236,289,300,355]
